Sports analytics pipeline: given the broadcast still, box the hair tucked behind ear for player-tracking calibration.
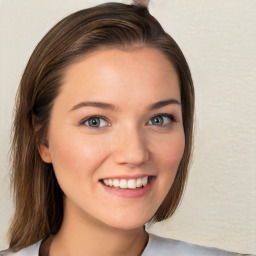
[9,2,194,251]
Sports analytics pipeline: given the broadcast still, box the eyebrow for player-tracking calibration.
[148,99,181,110]
[70,102,117,111]
[70,98,181,112]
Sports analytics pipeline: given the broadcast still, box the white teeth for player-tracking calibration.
[136,178,142,188]
[142,176,148,186]
[103,176,149,189]
[119,179,127,189]
[127,179,136,189]
[108,179,113,186]
[113,179,119,188]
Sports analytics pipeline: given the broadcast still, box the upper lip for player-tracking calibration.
[99,174,155,180]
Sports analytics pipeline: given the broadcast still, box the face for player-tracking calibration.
[40,47,185,230]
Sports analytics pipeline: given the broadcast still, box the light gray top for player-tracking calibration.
[0,233,246,256]
[141,233,242,255]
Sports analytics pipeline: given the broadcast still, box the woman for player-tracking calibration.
[1,1,241,255]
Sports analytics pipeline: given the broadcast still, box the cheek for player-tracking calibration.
[152,132,185,171]
[149,132,185,213]
[48,130,109,183]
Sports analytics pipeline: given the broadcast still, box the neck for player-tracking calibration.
[46,201,148,256]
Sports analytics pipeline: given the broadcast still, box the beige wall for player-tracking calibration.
[0,0,255,254]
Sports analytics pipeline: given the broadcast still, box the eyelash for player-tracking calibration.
[147,113,177,127]
[79,113,177,128]
[79,115,110,128]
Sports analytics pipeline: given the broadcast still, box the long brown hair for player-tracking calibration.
[9,2,194,251]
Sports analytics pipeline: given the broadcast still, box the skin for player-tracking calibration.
[39,47,185,256]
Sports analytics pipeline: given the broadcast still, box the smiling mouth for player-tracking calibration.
[100,176,155,190]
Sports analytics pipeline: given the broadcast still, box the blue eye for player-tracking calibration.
[81,116,110,128]
[148,114,175,126]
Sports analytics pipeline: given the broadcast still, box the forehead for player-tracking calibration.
[64,47,177,80]
[58,47,180,108]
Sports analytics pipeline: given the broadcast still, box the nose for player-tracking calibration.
[112,125,150,166]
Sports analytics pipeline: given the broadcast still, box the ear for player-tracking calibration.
[33,114,52,163]
[38,142,52,163]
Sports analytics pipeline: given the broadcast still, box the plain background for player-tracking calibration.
[0,0,255,254]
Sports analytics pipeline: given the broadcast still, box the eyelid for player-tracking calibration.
[78,113,177,128]
[147,113,177,126]
[79,115,111,128]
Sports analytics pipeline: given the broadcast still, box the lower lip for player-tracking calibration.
[100,178,155,198]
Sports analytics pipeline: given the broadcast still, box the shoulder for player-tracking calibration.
[142,233,242,256]
[0,240,42,256]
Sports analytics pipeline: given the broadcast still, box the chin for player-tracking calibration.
[100,211,153,231]
[106,220,147,231]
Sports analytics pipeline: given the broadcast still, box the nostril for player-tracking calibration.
[112,147,150,166]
